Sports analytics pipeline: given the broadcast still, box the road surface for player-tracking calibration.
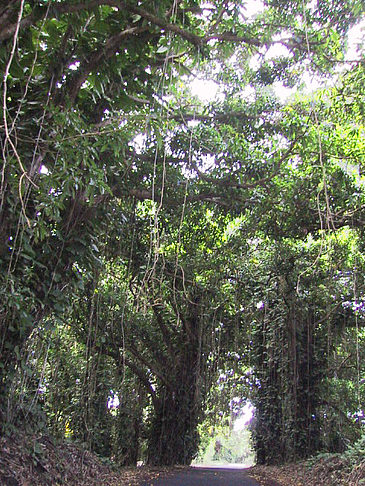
[140,467,261,485]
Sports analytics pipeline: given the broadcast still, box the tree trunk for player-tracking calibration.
[0,311,38,427]
[147,387,200,465]
[252,305,323,464]
[115,395,143,466]
[146,338,201,466]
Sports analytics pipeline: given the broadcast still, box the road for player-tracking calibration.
[140,467,260,485]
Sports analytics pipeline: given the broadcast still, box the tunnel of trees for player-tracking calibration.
[0,0,364,468]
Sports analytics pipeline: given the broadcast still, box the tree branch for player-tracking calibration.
[127,5,262,48]
[61,25,148,104]
[107,344,160,408]
[123,356,159,408]
[126,5,204,47]
[128,343,170,389]
[190,136,301,190]
[151,303,175,359]
[0,0,121,42]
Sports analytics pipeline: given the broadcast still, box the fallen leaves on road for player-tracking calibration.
[0,431,192,486]
[0,431,168,486]
[2,431,364,486]
[247,455,365,486]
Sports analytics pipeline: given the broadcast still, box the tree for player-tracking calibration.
[0,0,363,467]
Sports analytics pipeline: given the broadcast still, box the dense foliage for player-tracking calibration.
[0,0,364,469]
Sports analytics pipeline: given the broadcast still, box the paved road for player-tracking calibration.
[141,467,260,485]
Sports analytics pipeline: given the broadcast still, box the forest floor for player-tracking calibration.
[0,431,166,486]
[247,458,365,486]
[1,431,364,486]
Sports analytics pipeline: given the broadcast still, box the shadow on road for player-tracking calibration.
[193,462,252,469]
[140,466,260,485]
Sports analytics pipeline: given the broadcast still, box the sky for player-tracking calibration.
[190,4,365,103]
[233,402,255,431]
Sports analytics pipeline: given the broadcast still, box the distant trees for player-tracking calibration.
[248,234,364,463]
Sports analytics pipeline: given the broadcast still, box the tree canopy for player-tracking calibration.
[0,0,364,469]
